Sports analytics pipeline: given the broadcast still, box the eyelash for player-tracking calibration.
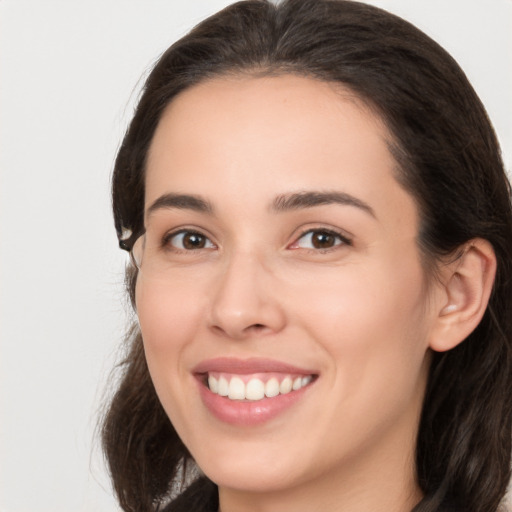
[290,228,352,252]
[161,229,216,252]
[161,226,352,254]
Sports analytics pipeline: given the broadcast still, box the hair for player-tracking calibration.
[102,1,512,511]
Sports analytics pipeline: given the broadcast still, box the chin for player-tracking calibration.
[202,462,301,494]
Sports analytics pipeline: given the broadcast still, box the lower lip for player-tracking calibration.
[197,378,313,426]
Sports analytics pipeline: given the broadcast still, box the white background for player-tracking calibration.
[0,1,510,511]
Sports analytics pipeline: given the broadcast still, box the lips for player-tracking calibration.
[193,357,318,425]
[193,357,317,375]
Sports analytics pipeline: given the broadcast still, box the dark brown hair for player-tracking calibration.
[102,1,512,511]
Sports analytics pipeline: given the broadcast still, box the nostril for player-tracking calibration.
[244,323,271,335]
[242,323,268,335]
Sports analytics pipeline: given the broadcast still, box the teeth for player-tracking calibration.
[302,376,313,387]
[228,377,245,400]
[265,378,280,398]
[246,378,265,400]
[218,376,229,396]
[208,375,218,393]
[280,376,292,394]
[207,373,314,401]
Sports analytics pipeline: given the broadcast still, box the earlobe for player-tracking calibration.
[429,239,496,352]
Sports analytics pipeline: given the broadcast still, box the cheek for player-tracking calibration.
[135,278,205,436]
[135,277,204,354]
[134,277,208,412]
[293,256,431,405]
[297,258,427,338]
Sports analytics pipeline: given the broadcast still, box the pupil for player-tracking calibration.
[312,232,334,249]
[183,233,205,249]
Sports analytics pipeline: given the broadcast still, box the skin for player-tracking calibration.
[135,75,461,512]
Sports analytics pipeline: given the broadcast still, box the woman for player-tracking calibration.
[102,1,512,511]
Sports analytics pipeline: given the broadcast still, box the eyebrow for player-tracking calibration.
[146,190,375,219]
[271,191,375,218]
[147,193,214,216]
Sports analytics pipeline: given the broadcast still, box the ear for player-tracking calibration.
[428,239,496,352]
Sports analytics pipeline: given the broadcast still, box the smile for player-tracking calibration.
[193,358,318,425]
[207,372,314,401]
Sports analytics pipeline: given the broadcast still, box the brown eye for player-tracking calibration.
[294,229,349,250]
[168,231,215,250]
[311,232,336,249]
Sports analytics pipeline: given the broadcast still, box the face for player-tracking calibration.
[136,75,436,498]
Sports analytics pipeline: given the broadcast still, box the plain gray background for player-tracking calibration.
[1,1,511,511]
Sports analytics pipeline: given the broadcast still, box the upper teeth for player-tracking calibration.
[207,374,313,401]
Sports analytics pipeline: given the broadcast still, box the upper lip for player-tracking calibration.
[193,357,317,375]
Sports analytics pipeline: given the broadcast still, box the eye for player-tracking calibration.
[291,229,350,250]
[165,230,216,251]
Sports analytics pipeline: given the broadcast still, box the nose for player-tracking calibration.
[208,252,286,340]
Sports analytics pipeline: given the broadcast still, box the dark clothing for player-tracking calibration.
[161,477,218,512]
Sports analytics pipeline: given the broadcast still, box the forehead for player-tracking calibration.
[147,74,388,179]
[144,74,417,232]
